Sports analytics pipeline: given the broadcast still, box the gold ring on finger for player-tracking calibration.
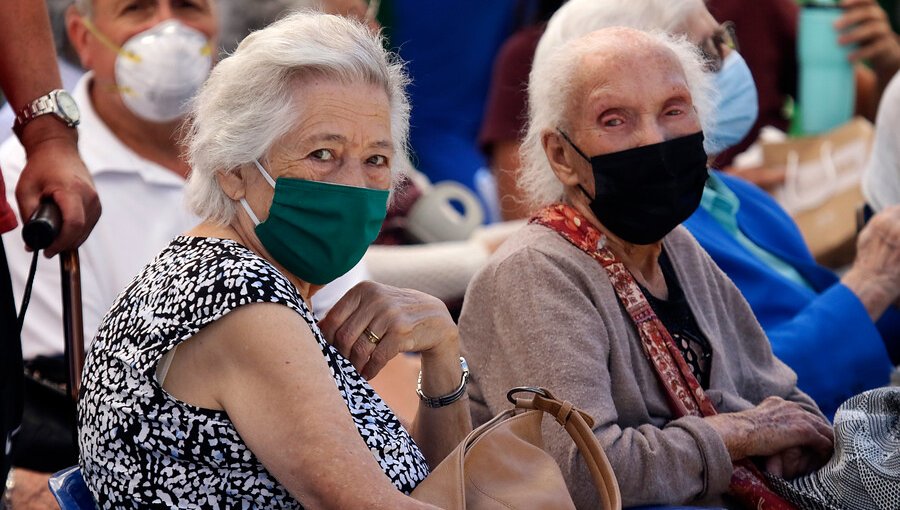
[363,327,382,345]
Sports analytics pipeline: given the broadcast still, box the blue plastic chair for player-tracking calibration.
[48,466,96,510]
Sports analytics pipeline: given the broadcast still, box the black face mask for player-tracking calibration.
[558,130,709,245]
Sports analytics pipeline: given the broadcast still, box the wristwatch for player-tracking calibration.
[13,89,80,138]
[416,357,470,408]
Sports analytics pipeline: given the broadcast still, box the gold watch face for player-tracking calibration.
[56,91,80,124]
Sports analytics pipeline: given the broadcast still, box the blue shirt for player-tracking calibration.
[700,172,812,291]
[684,172,900,417]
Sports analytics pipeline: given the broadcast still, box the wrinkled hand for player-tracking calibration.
[318,281,459,379]
[705,397,834,464]
[8,468,58,510]
[836,0,900,76]
[16,134,100,257]
[842,204,900,319]
[765,445,826,480]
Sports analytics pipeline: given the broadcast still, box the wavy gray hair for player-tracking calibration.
[184,11,411,224]
[518,0,716,209]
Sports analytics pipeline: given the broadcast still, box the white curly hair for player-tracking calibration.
[518,0,717,209]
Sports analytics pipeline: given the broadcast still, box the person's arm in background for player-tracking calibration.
[0,0,99,256]
[838,0,900,119]
[726,0,898,188]
[689,174,899,417]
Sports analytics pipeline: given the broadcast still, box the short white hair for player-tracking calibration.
[532,0,704,67]
[519,0,716,209]
[184,11,411,224]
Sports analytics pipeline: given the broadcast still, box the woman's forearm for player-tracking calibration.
[410,341,472,469]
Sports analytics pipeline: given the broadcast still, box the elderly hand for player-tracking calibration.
[705,397,834,465]
[842,204,900,321]
[836,0,900,77]
[764,446,821,480]
[15,120,100,257]
[318,281,460,380]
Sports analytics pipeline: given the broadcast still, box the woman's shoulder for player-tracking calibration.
[108,235,306,333]
[95,235,312,375]
[489,222,594,269]
[470,222,613,302]
[162,235,298,298]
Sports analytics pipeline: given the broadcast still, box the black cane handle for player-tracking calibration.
[22,198,62,250]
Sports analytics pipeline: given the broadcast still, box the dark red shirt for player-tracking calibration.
[478,24,545,158]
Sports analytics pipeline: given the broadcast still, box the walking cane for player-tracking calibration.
[22,200,85,402]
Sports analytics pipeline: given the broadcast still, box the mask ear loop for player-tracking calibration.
[239,160,277,226]
[556,129,593,163]
[81,16,146,99]
[253,159,277,188]
[239,198,261,226]
[81,17,141,63]
[556,129,597,201]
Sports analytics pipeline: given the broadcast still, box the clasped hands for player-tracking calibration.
[706,396,834,480]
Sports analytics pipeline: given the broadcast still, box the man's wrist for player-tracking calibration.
[18,115,79,156]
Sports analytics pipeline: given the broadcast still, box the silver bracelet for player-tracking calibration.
[416,357,469,408]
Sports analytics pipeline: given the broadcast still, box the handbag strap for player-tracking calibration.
[510,388,622,510]
[531,204,797,510]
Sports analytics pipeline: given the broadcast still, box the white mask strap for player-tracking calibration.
[254,159,277,188]
[239,198,261,226]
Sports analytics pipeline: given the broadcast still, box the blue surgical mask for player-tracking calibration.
[704,51,759,156]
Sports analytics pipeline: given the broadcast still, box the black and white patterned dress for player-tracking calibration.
[78,236,429,509]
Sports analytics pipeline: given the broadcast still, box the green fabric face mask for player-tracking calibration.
[240,159,389,285]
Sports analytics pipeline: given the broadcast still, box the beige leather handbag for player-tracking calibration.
[411,388,621,510]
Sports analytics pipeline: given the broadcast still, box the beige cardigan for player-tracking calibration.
[459,223,822,508]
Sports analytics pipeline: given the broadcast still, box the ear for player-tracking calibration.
[542,130,583,188]
[216,167,247,201]
[66,5,93,69]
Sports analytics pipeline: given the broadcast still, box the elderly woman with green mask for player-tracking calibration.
[77,12,471,509]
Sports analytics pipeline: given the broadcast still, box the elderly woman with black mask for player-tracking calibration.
[459,27,834,509]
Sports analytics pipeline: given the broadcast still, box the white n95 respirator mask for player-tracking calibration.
[85,18,212,123]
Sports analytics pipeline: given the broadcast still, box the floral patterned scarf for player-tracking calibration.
[531,203,796,510]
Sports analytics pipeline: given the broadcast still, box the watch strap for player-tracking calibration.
[12,89,79,137]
